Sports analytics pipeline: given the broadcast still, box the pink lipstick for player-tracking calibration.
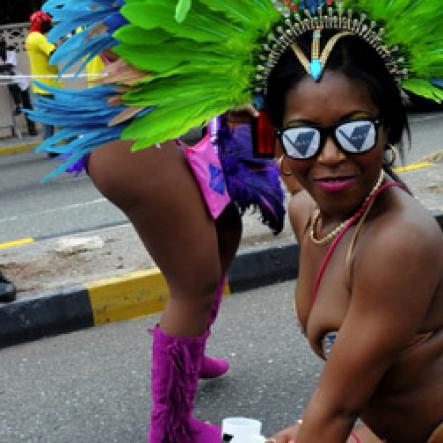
[315,177,356,192]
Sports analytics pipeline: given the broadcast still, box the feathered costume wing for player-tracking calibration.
[28,0,442,230]
[29,0,287,233]
[30,0,443,163]
[30,0,443,164]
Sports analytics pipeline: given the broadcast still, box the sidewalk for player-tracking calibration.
[0,137,442,349]
[0,133,41,156]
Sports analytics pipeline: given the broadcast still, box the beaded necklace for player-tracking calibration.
[309,170,385,246]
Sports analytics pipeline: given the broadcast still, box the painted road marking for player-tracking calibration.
[0,237,34,249]
[0,160,438,251]
[87,269,170,325]
[0,143,39,156]
[393,162,434,173]
[0,198,108,225]
[86,268,231,325]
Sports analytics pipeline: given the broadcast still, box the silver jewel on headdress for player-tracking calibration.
[254,4,409,94]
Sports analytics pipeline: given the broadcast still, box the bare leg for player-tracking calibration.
[87,139,242,442]
[87,139,239,336]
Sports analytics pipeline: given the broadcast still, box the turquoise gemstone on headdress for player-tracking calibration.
[310,59,323,81]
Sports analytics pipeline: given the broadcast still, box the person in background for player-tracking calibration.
[0,39,37,136]
[86,54,105,88]
[25,11,59,140]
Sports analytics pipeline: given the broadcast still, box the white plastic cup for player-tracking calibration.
[222,417,264,443]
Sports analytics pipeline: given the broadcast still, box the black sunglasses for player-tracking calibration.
[277,118,382,160]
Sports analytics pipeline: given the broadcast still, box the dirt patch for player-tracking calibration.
[419,150,443,163]
[0,231,154,296]
[425,184,443,194]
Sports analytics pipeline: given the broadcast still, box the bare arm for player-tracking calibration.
[273,220,440,443]
[298,222,439,442]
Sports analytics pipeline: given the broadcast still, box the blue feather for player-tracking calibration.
[41,126,124,182]
[432,78,443,89]
[26,82,153,180]
[53,33,117,75]
[103,12,129,33]
[44,0,122,44]
[43,0,125,76]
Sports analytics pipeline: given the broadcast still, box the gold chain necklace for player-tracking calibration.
[309,170,385,246]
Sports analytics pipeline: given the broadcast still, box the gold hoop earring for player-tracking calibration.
[278,155,293,176]
[385,144,398,167]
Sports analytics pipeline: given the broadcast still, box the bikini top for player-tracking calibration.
[308,179,409,358]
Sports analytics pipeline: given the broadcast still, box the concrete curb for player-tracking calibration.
[0,243,300,349]
[435,211,443,230]
[0,140,39,156]
[1,212,442,349]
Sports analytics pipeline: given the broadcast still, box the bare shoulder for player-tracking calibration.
[356,194,443,293]
[369,196,443,256]
[288,190,316,242]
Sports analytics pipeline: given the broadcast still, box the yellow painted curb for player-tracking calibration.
[0,237,34,249]
[87,268,231,326]
[393,162,434,173]
[0,142,39,156]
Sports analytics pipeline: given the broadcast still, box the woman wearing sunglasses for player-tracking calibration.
[267,26,443,443]
[30,0,442,441]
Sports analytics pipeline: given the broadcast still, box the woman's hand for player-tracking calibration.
[269,422,301,443]
[270,422,382,443]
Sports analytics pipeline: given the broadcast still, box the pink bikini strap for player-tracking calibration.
[311,180,407,304]
[350,431,362,442]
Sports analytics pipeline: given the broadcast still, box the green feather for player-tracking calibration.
[175,0,191,23]
[112,0,443,148]
[121,1,240,43]
[403,79,443,103]
[113,42,221,73]
[114,25,171,46]
[198,0,279,28]
[125,95,248,150]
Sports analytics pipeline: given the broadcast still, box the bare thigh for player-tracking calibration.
[87,140,233,301]
[86,139,242,337]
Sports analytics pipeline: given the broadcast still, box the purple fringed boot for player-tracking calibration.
[148,326,221,443]
[200,273,230,379]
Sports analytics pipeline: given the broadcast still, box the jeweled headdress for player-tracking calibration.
[29,0,443,175]
[253,0,440,97]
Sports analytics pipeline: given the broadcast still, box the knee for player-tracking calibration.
[168,267,223,310]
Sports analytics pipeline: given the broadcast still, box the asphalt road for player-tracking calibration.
[0,280,323,443]
[0,113,442,243]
